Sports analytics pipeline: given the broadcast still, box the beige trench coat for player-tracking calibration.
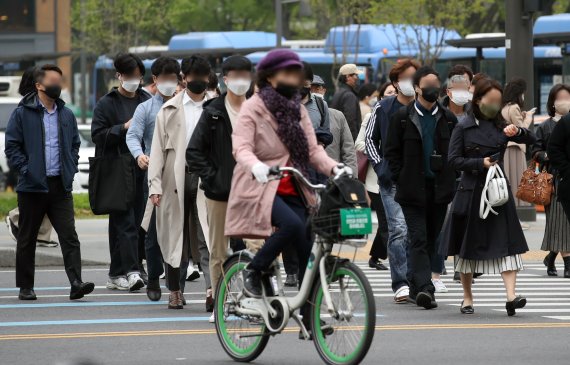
[145,92,209,268]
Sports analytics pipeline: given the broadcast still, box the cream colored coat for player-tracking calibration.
[146,92,209,268]
[225,94,338,238]
[501,103,533,153]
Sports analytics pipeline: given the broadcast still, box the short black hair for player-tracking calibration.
[221,56,252,76]
[208,70,218,89]
[19,66,38,96]
[181,55,211,77]
[546,83,570,117]
[502,77,527,108]
[302,61,314,83]
[33,64,63,84]
[150,57,180,77]
[358,83,377,100]
[413,66,439,86]
[114,53,145,76]
[447,64,474,82]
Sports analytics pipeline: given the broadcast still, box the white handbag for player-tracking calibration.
[479,164,510,219]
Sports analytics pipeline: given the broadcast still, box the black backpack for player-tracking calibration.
[313,175,370,241]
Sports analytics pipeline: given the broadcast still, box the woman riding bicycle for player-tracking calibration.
[224,49,346,299]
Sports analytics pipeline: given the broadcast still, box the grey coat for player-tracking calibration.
[325,108,358,173]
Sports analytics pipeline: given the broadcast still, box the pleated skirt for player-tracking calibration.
[541,192,570,252]
[455,254,524,274]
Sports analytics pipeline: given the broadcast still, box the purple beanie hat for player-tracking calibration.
[256,49,303,72]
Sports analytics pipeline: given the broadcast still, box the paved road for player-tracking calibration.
[0,261,569,365]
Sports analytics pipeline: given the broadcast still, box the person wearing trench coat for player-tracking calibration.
[147,73,212,309]
[440,78,536,316]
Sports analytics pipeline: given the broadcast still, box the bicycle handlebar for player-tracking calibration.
[268,164,350,191]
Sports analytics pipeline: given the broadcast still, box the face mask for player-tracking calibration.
[420,86,440,103]
[156,81,177,97]
[120,77,140,93]
[450,90,470,107]
[187,80,208,94]
[368,97,378,107]
[226,78,251,96]
[275,82,298,99]
[479,103,501,119]
[467,91,474,101]
[299,87,311,99]
[40,85,62,100]
[397,79,415,97]
[554,100,570,116]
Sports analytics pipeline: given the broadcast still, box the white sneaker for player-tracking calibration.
[432,279,448,293]
[209,312,215,323]
[106,276,129,291]
[127,273,145,292]
[394,286,409,303]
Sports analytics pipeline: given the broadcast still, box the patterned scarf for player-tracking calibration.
[258,86,309,175]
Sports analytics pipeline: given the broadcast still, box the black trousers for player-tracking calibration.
[400,182,448,297]
[107,167,145,278]
[16,177,82,288]
[369,192,388,260]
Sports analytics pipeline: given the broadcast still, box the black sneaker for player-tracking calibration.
[368,258,388,270]
[284,274,298,287]
[242,269,262,298]
[416,291,438,309]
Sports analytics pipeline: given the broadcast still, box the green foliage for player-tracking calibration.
[0,193,100,219]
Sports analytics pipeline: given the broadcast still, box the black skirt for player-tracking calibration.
[440,184,529,260]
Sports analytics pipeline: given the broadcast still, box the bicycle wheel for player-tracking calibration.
[310,261,376,365]
[215,255,269,362]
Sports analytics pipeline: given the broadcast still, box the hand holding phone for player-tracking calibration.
[489,152,501,162]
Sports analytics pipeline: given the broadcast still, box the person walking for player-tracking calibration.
[365,58,420,302]
[187,55,253,322]
[540,85,570,277]
[442,78,535,316]
[126,57,181,301]
[331,63,363,140]
[5,64,94,301]
[148,55,212,310]
[358,83,378,120]
[91,53,150,292]
[442,65,473,124]
[384,66,458,309]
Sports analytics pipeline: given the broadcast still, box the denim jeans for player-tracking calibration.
[379,183,409,292]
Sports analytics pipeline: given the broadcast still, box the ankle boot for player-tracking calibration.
[563,256,570,278]
[544,251,558,277]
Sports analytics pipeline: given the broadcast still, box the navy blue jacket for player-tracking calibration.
[5,92,80,193]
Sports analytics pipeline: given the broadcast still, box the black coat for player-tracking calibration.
[548,114,570,201]
[531,117,557,173]
[330,83,361,141]
[440,114,536,260]
[383,101,458,207]
[5,92,80,193]
[186,94,235,201]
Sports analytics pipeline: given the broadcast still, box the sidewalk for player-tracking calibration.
[0,213,551,267]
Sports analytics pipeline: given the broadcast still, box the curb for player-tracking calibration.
[0,248,107,267]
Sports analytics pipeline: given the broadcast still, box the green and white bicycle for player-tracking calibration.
[214,166,376,365]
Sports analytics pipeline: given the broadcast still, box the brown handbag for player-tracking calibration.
[516,161,554,206]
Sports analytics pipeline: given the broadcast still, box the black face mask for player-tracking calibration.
[186,80,207,94]
[275,82,299,99]
[299,87,311,99]
[41,85,62,100]
[420,86,440,103]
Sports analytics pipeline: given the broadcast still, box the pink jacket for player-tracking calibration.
[225,94,338,238]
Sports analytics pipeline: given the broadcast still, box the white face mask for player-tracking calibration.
[120,76,140,93]
[156,81,177,97]
[226,78,251,96]
[397,79,415,97]
[467,91,474,101]
[450,90,470,107]
[368,96,378,107]
[554,100,570,116]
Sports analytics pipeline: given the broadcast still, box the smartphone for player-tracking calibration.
[489,152,501,162]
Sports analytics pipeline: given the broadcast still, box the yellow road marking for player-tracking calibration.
[0,322,568,341]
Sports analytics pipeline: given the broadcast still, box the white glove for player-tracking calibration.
[252,162,270,184]
[333,165,353,177]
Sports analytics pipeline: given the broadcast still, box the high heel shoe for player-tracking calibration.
[460,300,474,314]
[505,296,527,316]
[544,252,558,277]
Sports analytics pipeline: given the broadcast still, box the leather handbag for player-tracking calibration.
[479,165,510,219]
[516,161,554,206]
[356,150,369,183]
[88,129,136,215]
